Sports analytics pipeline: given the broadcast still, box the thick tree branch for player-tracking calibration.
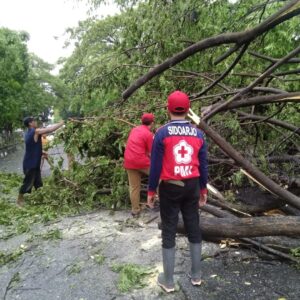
[226,93,300,108]
[191,87,286,103]
[250,86,286,94]
[275,68,300,76]
[200,92,300,111]
[199,205,300,262]
[173,216,300,238]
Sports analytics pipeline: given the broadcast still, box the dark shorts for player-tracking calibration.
[19,168,43,194]
[159,177,201,249]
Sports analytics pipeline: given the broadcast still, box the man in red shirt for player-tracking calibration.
[147,91,208,292]
[124,113,154,216]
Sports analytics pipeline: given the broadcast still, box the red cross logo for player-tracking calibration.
[173,140,193,164]
[178,146,188,158]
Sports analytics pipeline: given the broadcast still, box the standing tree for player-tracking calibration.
[0,27,70,134]
[0,28,29,130]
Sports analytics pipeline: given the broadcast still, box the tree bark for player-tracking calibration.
[208,197,284,215]
[168,216,300,238]
[195,205,299,262]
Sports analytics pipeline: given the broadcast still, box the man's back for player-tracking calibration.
[148,120,208,194]
[124,125,153,169]
[23,128,42,171]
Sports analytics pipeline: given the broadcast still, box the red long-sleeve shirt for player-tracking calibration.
[124,125,154,169]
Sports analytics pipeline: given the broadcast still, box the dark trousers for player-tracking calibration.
[19,168,43,194]
[159,178,201,249]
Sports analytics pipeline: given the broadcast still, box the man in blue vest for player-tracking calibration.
[17,117,64,207]
[147,91,208,292]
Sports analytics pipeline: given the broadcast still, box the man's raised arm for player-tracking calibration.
[35,120,64,135]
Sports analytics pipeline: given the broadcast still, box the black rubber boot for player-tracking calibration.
[189,243,202,286]
[157,247,175,292]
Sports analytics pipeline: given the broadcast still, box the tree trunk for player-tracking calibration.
[197,205,300,262]
[208,197,284,215]
[160,216,300,238]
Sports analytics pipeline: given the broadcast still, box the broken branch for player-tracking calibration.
[197,120,300,209]
[203,44,300,120]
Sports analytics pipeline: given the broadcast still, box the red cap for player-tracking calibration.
[141,113,154,123]
[167,91,190,113]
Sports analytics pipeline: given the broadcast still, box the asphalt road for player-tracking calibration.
[0,144,68,176]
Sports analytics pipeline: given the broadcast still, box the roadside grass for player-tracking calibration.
[26,228,63,242]
[0,173,21,194]
[290,247,300,268]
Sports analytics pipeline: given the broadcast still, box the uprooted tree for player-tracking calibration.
[31,0,300,259]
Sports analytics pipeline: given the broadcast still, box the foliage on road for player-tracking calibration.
[111,263,153,292]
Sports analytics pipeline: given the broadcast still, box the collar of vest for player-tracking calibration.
[168,120,189,124]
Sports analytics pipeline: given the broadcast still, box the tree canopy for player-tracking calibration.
[61,0,299,111]
[60,0,299,154]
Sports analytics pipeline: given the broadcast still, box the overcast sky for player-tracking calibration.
[0,0,117,67]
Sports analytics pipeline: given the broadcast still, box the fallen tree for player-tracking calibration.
[50,1,300,257]
[165,216,300,238]
[118,3,300,265]
[199,204,300,263]
[157,204,300,262]
[119,0,300,210]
